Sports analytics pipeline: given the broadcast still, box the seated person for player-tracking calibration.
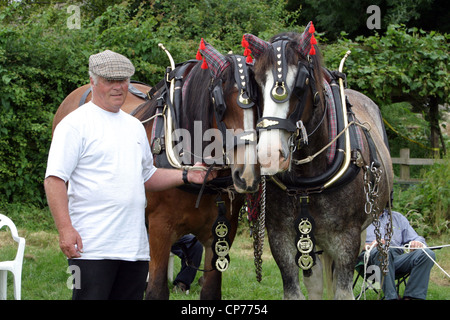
[360,208,436,300]
[171,234,203,293]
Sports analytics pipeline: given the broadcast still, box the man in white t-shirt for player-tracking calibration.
[44,50,212,300]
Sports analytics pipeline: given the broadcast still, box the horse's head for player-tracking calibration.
[199,40,260,193]
[243,22,325,175]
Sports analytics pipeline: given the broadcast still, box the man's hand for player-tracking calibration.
[59,226,83,259]
[186,163,217,184]
[407,240,425,251]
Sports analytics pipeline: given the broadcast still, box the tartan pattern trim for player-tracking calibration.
[200,40,230,78]
[323,79,365,164]
[298,21,313,57]
[243,34,270,58]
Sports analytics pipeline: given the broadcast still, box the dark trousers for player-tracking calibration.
[362,247,436,299]
[171,235,203,289]
[68,259,148,300]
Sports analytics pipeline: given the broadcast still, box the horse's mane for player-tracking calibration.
[132,56,237,163]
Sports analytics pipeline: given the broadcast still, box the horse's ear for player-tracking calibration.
[198,39,230,78]
[298,21,317,57]
[242,34,270,62]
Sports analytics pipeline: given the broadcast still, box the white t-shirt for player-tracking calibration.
[45,101,156,261]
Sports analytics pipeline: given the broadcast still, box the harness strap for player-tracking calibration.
[194,165,215,208]
[211,195,231,272]
[294,195,316,274]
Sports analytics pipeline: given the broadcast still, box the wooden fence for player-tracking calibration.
[391,148,445,184]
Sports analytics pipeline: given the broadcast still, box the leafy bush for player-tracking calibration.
[322,25,449,156]
[394,153,449,236]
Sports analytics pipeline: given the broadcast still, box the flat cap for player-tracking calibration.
[89,50,135,80]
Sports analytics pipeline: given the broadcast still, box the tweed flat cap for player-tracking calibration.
[89,50,135,80]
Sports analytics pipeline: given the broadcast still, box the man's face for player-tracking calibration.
[90,76,129,113]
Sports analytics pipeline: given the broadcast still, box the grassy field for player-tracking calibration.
[0,221,449,300]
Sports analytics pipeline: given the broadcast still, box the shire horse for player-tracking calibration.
[131,41,260,299]
[242,22,393,299]
[51,43,260,300]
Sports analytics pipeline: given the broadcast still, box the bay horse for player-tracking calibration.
[131,41,260,299]
[242,22,393,299]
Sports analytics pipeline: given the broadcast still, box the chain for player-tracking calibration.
[363,162,391,274]
[252,176,266,282]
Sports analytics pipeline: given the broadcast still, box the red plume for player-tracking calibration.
[201,58,208,69]
[246,55,253,63]
[309,23,317,55]
[241,35,249,48]
[199,38,206,50]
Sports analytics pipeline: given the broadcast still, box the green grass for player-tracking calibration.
[1,207,449,300]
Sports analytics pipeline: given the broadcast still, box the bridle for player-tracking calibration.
[211,55,258,165]
[255,36,322,149]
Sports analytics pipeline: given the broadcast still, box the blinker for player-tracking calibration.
[212,82,226,120]
[295,63,310,92]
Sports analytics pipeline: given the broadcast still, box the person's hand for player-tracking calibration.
[59,226,83,259]
[186,162,218,184]
[407,240,425,251]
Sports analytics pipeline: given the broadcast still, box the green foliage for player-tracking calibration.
[322,25,449,107]
[0,3,89,204]
[322,24,449,156]
[289,0,449,40]
[394,154,450,237]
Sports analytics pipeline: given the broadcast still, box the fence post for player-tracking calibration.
[399,148,410,181]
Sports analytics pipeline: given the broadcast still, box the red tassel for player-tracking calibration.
[199,38,206,50]
[196,49,202,60]
[201,58,208,69]
[309,22,315,34]
[311,35,317,45]
[309,45,316,56]
[244,48,251,57]
[241,35,249,48]
[246,55,253,63]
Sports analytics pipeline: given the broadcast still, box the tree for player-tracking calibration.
[322,25,449,155]
[287,0,449,40]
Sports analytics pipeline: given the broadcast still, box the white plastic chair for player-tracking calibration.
[0,214,26,300]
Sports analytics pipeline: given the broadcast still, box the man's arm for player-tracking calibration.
[44,176,83,258]
[144,167,215,192]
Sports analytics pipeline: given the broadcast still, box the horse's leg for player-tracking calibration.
[303,252,323,299]
[199,245,223,300]
[145,214,174,300]
[324,227,361,300]
[266,190,305,300]
[145,246,171,299]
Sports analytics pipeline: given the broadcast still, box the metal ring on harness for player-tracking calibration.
[271,82,288,101]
